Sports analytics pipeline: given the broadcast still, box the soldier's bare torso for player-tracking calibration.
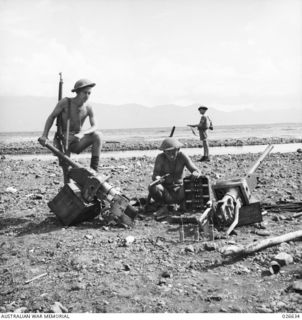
[60,97,91,133]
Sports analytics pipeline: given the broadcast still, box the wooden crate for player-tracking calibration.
[48,182,101,226]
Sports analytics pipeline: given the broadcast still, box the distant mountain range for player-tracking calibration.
[0,95,301,132]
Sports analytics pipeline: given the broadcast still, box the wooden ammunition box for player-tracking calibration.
[183,175,211,212]
[237,200,262,227]
[48,182,101,226]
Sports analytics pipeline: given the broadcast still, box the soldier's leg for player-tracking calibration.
[69,132,102,171]
[148,184,174,204]
[203,139,209,158]
[172,185,185,204]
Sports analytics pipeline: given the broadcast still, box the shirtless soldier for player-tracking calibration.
[39,79,102,171]
[149,137,200,215]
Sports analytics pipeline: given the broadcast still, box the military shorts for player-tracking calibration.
[199,129,208,141]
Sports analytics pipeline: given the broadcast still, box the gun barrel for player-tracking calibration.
[246,144,274,176]
[39,138,80,169]
[58,72,63,101]
[169,126,176,137]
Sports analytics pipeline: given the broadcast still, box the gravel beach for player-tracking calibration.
[0,143,302,313]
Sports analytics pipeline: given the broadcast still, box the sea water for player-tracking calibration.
[0,122,301,144]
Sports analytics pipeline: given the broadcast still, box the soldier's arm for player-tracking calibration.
[152,155,164,180]
[82,105,98,135]
[183,153,200,175]
[41,100,65,139]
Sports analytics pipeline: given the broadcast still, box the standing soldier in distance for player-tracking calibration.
[39,79,102,172]
[188,105,213,162]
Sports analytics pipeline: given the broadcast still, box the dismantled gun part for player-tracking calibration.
[212,144,274,234]
[39,138,137,227]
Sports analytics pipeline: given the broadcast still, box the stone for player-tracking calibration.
[50,302,68,313]
[71,282,86,290]
[273,252,294,266]
[255,230,271,236]
[13,307,27,313]
[124,235,135,246]
[161,271,172,278]
[184,245,195,253]
[204,242,217,251]
[292,280,302,293]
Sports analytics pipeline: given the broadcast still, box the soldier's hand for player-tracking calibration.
[38,136,48,146]
[191,171,200,179]
[75,131,85,140]
[155,175,165,183]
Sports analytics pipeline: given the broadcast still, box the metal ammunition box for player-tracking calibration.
[48,182,100,226]
[183,175,211,211]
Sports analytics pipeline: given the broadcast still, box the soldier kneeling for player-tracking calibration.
[148,137,200,218]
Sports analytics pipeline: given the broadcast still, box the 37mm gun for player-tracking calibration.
[212,144,274,234]
[38,138,137,227]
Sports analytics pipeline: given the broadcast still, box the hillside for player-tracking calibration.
[0,96,301,131]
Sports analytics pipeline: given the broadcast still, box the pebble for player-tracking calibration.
[256,306,273,313]
[278,242,291,252]
[292,280,302,292]
[13,307,27,313]
[161,271,172,278]
[5,187,17,193]
[123,263,131,271]
[273,252,293,266]
[124,235,135,246]
[204,242,217,251]
[184,245,195,253]
[71,282,86,290]
[50,301,68,313]
[254,230,271,236]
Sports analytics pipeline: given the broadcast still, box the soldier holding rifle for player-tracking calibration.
[188,105,213,162]
[39,79,102,172]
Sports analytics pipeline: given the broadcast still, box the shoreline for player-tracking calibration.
[0,136,301,155]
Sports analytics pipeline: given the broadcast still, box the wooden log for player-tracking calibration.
[25,272,48,284]
[220,230,302,256]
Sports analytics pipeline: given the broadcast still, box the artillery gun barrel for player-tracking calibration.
[38,138,80,169]
[246,144,274,177]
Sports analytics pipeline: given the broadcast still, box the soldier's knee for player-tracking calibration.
[92,131,102,144]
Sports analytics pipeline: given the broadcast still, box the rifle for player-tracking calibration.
[54,73,70,183]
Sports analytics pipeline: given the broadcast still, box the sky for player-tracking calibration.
[0,0,301,111]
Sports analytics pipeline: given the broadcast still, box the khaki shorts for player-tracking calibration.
[199,130,208,141]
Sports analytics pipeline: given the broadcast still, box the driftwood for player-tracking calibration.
[25,272,48,284]
[220,230,302,256]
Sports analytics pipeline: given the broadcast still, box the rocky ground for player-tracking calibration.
[0,149,302,314]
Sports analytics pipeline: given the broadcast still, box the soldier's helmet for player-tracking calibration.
[198,105,208,111]
[71,79,96,92]
[159,137,184,151]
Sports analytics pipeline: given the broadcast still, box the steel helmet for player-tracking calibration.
[71,79,96,92]
[198,105,208,111]
[159,137,183,151]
